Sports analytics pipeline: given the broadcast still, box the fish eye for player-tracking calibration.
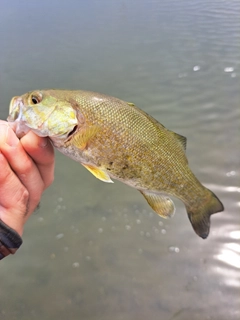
[31,96,39,104]
[30,92,42,105]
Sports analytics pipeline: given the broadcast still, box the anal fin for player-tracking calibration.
[140,191,175,218]
[82,164,114,183]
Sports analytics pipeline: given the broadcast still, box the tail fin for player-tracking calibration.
[186,189,224,239]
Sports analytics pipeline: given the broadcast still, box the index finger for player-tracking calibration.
[20,131,55,189]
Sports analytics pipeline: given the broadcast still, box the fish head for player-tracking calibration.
[8,90,78,145]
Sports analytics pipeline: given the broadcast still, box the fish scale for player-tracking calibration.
[8,89,224,238]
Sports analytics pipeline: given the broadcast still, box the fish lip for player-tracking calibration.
[7,96,31,138]
[8,96,24,122]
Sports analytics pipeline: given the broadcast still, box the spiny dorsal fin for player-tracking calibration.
[139,190,175,218]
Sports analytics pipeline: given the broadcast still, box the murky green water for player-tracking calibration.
[0,0,239,319]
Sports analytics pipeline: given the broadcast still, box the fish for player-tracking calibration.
[7,89,224,239]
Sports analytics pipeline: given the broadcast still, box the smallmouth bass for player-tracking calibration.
[8,89,224,238]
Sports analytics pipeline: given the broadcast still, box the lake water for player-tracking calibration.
[0,0,239,319]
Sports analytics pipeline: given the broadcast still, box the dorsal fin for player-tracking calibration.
[127,102,135,106]
[172,132,187,151]
[125,99,187,152]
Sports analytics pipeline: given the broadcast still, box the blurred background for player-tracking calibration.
[0,0,239,319]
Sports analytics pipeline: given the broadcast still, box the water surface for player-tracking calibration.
[0,1,239,319]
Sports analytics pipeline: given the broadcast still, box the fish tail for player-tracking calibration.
[186,189,224,239]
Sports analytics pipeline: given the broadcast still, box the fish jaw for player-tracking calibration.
[7,92,79,143]
[8,96,31,138]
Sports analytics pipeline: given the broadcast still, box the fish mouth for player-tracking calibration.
[8,96,31,138]
[8,96,24,122]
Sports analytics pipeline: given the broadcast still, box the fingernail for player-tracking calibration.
[5,126,19,147]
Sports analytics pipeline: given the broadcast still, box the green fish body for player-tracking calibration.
[8,89,224,238]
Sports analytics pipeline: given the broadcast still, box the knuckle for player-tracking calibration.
[20,188,30,204]
[16,187,29,208]
[21,158,33,174]
[0,163,12,183]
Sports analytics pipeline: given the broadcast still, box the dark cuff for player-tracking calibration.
[0,219,23,260]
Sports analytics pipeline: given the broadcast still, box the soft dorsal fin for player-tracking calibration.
[172,132,187,151]
[122,99,187,152]
[139,190,175,218]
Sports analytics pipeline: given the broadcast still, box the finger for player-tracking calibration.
[0,129,44,216]
[0,152,28,235]
[20,131,55,189]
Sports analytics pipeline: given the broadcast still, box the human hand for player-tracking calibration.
[0,120,54,258]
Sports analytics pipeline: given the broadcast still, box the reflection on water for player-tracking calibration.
[0,0,239,319]
[217,241,240,269]
[214,230,240,289]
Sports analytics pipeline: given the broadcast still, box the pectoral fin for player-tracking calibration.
[82,164,113,183]
[70,125,100,150]
[140,191,175,218]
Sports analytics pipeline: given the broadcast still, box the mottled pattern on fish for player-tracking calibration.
[8,89,224,238]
